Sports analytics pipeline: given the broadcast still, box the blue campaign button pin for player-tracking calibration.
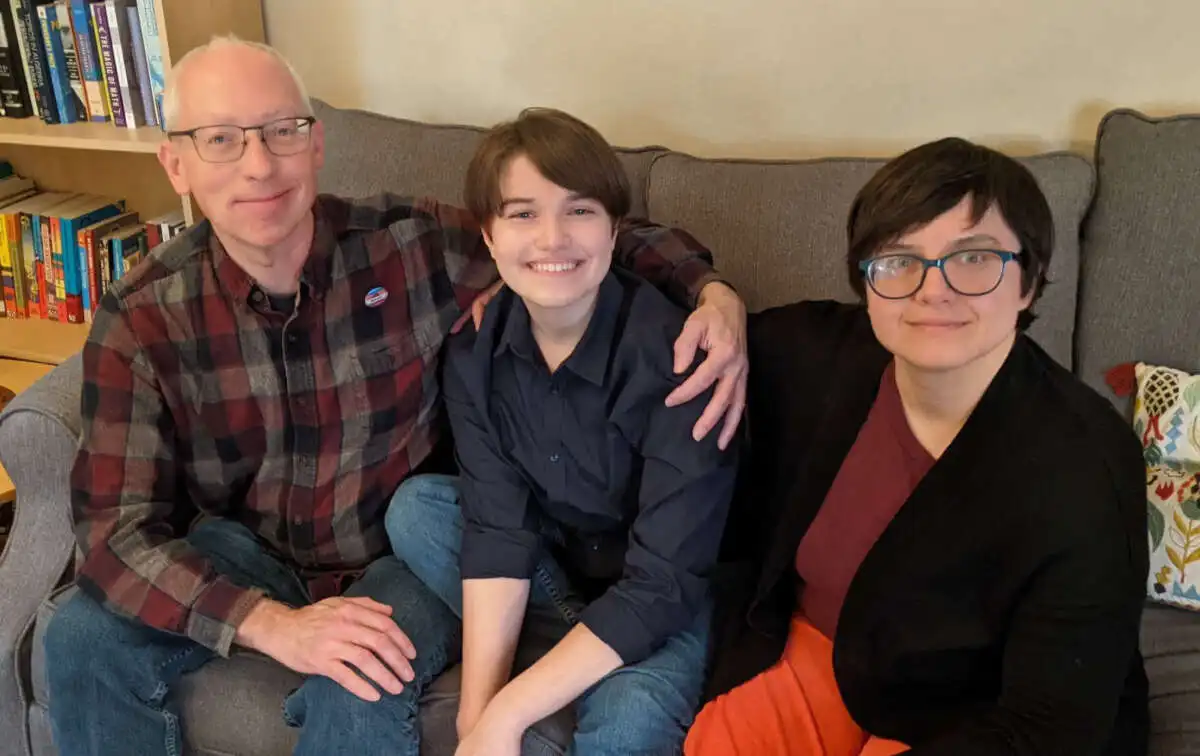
[364,286,389,308]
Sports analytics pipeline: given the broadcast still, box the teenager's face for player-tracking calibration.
[483,153,616,311]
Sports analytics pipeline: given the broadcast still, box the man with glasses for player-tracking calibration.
[42,36,748,755]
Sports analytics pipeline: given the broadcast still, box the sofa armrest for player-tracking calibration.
[0,354,81,755]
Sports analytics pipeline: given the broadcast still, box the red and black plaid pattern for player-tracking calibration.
[71,193,721,655]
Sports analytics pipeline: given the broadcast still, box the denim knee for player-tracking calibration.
[385,474,459,561]
[286,674,420,756]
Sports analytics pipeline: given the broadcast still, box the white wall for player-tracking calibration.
[263,0,1198,158]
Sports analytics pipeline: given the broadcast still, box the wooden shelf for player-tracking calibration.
[0,118,164,154]
[0,317,89,365]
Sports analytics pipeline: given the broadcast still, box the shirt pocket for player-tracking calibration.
[338,330,436,455]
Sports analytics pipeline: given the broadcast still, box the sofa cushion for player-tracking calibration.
[1078,110,1200,407]
[645,151,1094,369]
[30,585,571,755]
[1142,602,1200,754]
[313,99,663,218]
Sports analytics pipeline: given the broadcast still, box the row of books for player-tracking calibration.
[0,171,184,323]
[0,0,164,127]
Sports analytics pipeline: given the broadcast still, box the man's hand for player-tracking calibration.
[666,281,748,449]
[454,707,522,756]
[236,596,417,702]
[451,280,505,334]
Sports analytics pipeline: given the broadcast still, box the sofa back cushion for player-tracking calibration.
[645,152,1094,369]
[1077,110,1200,406]
[313,98,663,218]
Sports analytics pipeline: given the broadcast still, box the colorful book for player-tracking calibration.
[77,208,136,319]
[102,221,140,279]
[35,2,67,123]
[0,3,31,117]
[14,0,56,122]
[133,0,158,125]
[7,0,36,117]
[68,0,105,120]
[0,191,61,317]
[90,0,119,125]
[103,0,139,128]
[53,0,86,120]
[52,194,123,322]
[123,1,151,125]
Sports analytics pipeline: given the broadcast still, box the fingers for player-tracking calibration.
[343,596,394,615]
[324,655,383,701]
[691,369,738,441]
[672,317,706,374]
[718,370,748,450]
[343,602,417,657]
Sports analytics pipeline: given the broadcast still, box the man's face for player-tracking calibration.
[864,197,1034,374]
[158,46,325,254]
[484,153,616,313]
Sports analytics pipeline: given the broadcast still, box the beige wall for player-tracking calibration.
[263,0,1197,158]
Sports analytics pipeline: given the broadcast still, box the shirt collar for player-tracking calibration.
[493,271,624,387]
[210,195,340,306]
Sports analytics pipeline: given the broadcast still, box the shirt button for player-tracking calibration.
[549,453,560,463]
[287,332,298,344]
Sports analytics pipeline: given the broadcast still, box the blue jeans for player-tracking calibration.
[43,517,459,756]
[386,474,712,756]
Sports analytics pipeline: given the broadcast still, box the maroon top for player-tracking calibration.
[795,362,935,638]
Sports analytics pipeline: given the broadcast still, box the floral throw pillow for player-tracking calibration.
[1137,363,1200,607]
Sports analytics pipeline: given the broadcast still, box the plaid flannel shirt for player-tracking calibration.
[71,193,722,656]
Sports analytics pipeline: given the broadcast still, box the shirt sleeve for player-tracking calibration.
[579,363,739,664]
[413,197,500,314]
[443,347,541,581]
[70,298,265,657]
[906,451,1147,756]
[612,218,726,309]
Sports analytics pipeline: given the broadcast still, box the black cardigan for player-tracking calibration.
[707,300,1149,756]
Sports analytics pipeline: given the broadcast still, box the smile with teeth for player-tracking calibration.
[529,261,581,273]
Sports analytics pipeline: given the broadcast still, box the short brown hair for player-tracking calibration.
[464,107,631,228]
[846,137,1053,330]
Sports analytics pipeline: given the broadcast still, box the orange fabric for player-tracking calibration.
[686,616,908,756]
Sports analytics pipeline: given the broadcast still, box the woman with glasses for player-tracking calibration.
[685,138,1149,756]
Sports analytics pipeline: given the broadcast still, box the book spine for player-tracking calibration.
[35,214,52,319]
[134,0,158,125]
[0,4,31,117]
[78,225,91,319]
[36,4,70,123]
[8,214,25,316]
[15,0,54,122]
[50,215,66,321]
[92,0,120,126]
[104,0,138,128]
[0,216,13,316]
[144,219,159,248]
[123,3,150,125]
[8,1,36,117]
[53,0,85,120]
[20,214,38,317]
[70,0,105,121]
[98,230,110,299]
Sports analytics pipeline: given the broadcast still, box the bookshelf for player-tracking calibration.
[0,0,264,365]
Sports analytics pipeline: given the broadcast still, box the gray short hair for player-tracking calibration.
[161,35,313,130]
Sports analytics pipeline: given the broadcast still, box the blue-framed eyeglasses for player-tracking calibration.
[858,249,1020,300]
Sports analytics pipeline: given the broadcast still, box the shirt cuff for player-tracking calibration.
[677,261,729,309]
[188,577,267,657]
[460,528,540,581]
[579,590,660,665]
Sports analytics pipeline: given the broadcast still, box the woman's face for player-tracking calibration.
[863,198,1033,375]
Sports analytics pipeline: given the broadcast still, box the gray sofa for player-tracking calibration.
[2,100,1199,756]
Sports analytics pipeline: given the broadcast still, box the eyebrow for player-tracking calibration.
[498,193,596,212]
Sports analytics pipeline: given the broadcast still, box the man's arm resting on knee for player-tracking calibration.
[458,578,530,737]
[72,302,266,657]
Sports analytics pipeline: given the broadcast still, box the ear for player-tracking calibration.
[310,118,326,171]
[481,222,497,258]
[158,141,191,196]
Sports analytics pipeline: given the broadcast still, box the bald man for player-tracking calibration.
[42,36,747,755]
